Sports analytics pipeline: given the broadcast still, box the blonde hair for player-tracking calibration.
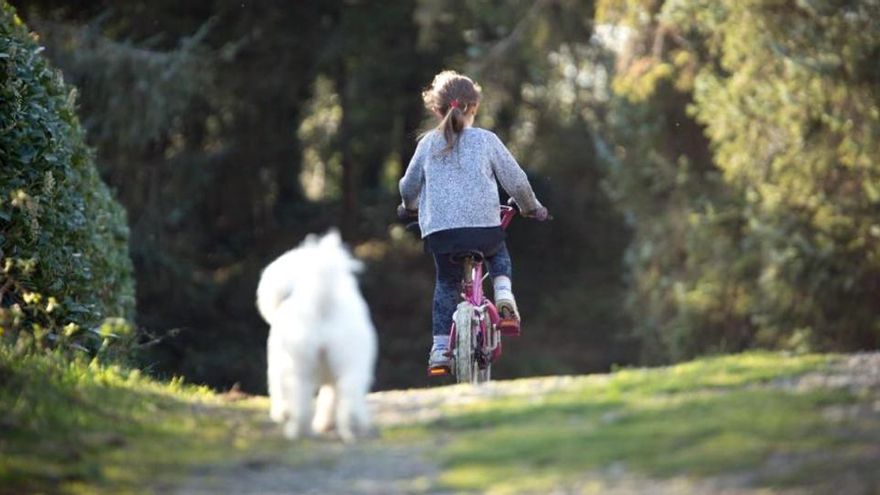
[421,70,482,152]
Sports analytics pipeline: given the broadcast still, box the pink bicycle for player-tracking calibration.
[434,203,522,384]
[399,200,544,383]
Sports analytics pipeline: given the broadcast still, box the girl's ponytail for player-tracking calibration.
[421,71,482,153]
[440,101,466,152]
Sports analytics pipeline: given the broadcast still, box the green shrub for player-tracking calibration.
[0,3,135,357]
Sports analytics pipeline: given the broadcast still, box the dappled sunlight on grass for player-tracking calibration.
[425,352,862,493]
[3,349,871,494]
[0,349,288,494]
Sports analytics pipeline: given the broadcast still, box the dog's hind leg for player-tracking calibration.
[267,336,292,424]
[348,391,373,439]
[334,374,372,443]
[282,373,315,440]
[311,384,336,434]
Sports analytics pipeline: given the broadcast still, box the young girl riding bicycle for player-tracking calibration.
[398,70,549,374]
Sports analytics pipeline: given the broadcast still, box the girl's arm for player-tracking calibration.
[488,133,543,214]
[399,136,427,210]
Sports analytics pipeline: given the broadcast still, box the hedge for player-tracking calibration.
[0,2,135,356]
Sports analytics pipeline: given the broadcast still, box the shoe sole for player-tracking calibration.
[427,365,451,376]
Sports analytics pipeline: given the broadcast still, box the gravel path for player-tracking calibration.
[173,353,880,495]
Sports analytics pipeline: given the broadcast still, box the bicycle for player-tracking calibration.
[400,200,536,384]
[440,203,522,384]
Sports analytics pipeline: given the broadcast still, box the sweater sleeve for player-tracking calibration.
[399,135,427,209]
[488,132,543,213]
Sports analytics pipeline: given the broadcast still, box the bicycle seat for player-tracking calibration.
[450,250,485,263]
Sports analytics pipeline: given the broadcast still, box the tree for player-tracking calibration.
[668,0,880,350]
[600,0,880,359]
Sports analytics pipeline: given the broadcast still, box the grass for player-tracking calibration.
[0,347,288,495]
[389,352,878,494]
[2,349,877,494]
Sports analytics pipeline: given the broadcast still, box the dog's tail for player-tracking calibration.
[256,237,314,324]
[256,230,362,324]
[256,264,291,324]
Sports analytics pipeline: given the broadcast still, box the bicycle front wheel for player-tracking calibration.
[452,302,476,384]
[476,363,490,383]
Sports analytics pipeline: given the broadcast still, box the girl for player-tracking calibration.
[399,70,549,373]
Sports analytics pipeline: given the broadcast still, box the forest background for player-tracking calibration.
[5,0,878,393]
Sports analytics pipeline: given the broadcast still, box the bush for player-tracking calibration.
[0,3,135,357]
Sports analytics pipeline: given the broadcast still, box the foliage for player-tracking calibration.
[600,0,880,360]
[31,16,214,159]
[0,2,135,358]
[667,0,880,351]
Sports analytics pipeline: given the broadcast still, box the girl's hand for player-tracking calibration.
[527,206,550,221]
[397,204,418,220]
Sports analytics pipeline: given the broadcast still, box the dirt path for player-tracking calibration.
[173,354,880,495]
[173,378,584,495]
[173,441,440,495]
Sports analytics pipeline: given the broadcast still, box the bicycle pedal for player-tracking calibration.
[427,366,451,377]
[498,318,521,336]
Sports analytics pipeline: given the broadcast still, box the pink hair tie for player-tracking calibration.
[449,99,460,109]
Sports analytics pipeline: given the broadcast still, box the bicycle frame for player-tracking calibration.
[448,205,517,370]
[461,206,516,316]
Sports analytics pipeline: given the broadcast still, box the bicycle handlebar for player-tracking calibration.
[506,197,553,221]
[397,201,551,223]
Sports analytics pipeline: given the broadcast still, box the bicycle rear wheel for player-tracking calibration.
[452,302,476,384]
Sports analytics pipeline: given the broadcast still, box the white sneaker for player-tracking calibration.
[496,294,521,336]
[428,345,451,370]
[496,295,520,321]
[493,277,520,321]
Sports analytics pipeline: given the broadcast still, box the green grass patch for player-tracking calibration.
[0,348,289,494]
[4,349,874,494]
[421,352,874,493]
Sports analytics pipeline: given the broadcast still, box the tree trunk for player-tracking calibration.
[336,63,357,239]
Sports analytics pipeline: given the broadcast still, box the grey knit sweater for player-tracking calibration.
[399,127,543,238]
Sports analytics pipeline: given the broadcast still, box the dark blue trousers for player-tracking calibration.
[431,242,512,336]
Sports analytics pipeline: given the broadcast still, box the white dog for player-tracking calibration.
[256,230,377,442]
